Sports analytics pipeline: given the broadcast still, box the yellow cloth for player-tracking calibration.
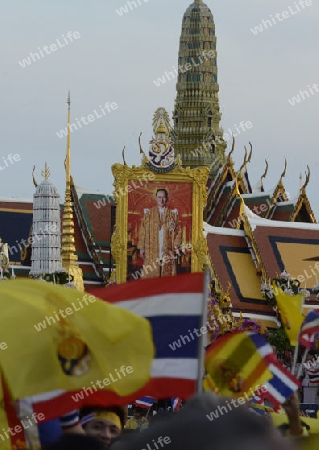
[125,417,149,430]
[205,332,272,398]
[271,412,319,434]
[0,280,154,399]
[272,282,304,346]
[94,412,122,430]
[138,205,182,278]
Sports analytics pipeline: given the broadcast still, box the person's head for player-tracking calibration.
[156,189,168,208]
[132,407,144,420]
[118,393,291,450]
[79,406,126,448]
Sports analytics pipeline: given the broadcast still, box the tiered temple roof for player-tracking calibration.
[1,0,318,324]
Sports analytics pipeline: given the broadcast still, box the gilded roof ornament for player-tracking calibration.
[61,91,84,292]
[246,142,253,164]
[301,165,310,193]
[238,146,248,174]
[279,158,287,186]
[260,159,269,191]
[41,162,50,180]
[152,107,171,135]
[139,132,146,156]
[122,146,127,166]
[32,165,38,187]
[226,136,235,164]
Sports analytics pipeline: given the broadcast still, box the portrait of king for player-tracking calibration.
[138,188,182,278]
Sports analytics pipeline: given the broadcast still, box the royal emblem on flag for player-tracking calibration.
[58,337,91,376]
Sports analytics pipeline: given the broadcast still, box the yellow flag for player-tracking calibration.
[205,332,272,398]
[0,280,154,399]
[272,282,304,346]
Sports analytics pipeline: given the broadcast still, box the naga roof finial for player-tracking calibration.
[279,158,287,185]
[32,165,38,187]
[227,135,235,163]
[139,132,146,156]
[238,146,248,173]
[260,159,269,191]
[301,165,310,192]
[122,146,127,166]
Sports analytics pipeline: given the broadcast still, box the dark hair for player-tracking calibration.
[79,405,127,428]
[118,393,291,450]
[43,433,105,450]
[156,189,168,199]
[132,406,145,414]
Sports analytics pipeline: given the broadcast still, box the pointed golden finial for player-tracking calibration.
[32,165,38,187]
[279,158,287,185]
[41,162,50,180]
[301,165,310,192]
[61,92,84,292]
[234,176,245,225]
[139,132,146,156]
[247,142,253,163]
[122,146,127,166]
[66,91,71,185]
[238,146,248,173]
[227,135,235,163]
[260,159,268,191]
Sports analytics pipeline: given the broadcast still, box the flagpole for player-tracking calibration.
[291,295,305,376]
[196,269,209,394]
[291,338,300,376]
[297,348,309,379]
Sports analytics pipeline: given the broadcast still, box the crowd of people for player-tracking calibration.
[39,386,318,450]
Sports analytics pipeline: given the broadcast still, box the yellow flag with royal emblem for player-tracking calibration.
[272,282,304,346]
[0,280,154,400]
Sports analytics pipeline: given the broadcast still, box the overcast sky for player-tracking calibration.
[1,0,319,217]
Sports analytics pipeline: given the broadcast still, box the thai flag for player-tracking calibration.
[299,311,319,349]
[21,273,206,422]
[171,397,182,412]
[262,354,300,408]
[135,396,156,409]
[305,359,319,385]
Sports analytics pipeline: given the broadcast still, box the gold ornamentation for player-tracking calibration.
[41,162,50,180]
[61,92,84,291]
[111,163,210,283]
[290,166,316,223]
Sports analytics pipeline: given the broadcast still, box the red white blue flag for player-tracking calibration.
[171,397,182,412]
[262,354,300,407]
[21,273,205,422]
[299,310,319,349]
[135,396,156,408]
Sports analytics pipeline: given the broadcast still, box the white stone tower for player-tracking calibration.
[30,163,62,276]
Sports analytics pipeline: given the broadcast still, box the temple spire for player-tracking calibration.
[61,92,84,291]
[172,0,227,176]
[30,163,62,276]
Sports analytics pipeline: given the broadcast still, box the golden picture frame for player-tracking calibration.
[111,162,210,284]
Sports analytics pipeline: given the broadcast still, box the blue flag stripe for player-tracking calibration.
[146,315,202,359]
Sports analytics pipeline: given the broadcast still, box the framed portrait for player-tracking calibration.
[111,163,209,284]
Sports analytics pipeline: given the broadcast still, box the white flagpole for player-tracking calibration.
[196,269,210,394]
[297,348,309,379]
